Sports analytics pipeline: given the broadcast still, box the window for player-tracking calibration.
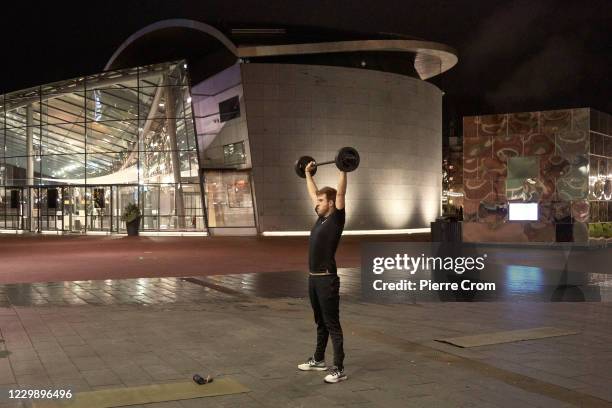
[219,96,240,122]
[223,142,246,165]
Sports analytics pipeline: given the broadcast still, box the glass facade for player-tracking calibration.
[0,60,204,233]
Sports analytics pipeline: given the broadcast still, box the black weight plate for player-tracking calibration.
[294,155,316,178]
[335,147,360,172]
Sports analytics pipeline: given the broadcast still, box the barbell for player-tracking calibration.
[294,146,360,178]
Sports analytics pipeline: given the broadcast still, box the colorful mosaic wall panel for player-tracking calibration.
[573,108,590,131]
[464,136,492,159]
[479,157,506,180]
[462,108,612,242]
[462,221,555,243]
[541,109,572,134]
[508,111,538,136]
[463,157,478,180]
[478,114,507,137]
[463,116,478,139]
[556,130,589,156]
[523,133,554,156]
[493,135,522,162]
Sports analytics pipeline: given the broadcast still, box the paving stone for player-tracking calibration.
[9,361,44,377]
[15,373,52,387]
[0,360,16,385]
[69,356,106,371]
[61,345,97,359]
[80,369,122,387]
[140,365,184,381]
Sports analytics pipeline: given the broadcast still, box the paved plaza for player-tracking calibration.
[0,237,610,407]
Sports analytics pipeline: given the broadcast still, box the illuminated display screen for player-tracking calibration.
[508,203,538,221]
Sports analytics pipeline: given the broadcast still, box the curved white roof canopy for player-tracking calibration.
[105,19,457,80]
[105,19,237,71]
[237,40,457,80]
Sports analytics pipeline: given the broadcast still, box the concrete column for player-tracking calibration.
[164,78,186,228]
[26,105,34,185]
[26,105,35,231]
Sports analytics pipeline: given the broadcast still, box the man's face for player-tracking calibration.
[315,195,334,216]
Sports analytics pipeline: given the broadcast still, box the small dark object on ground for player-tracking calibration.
[193,374,214,385]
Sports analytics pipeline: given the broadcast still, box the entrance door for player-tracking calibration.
[113,185,138,233]
[37,187,63,232]
[0,187,25,230]
[64,186,86,233]
[86,186,111,232]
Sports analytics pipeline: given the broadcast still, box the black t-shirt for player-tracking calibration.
[309,207,346,273]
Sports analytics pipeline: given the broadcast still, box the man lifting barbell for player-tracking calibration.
[296,147,359,384]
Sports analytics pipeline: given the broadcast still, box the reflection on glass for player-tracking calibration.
[142,185,160,230]
[223,142,246,165]
[87,120,137,153]
[5,127,28,157]
[204,170,254,227]
[41,93,86,125]
[86,87,138,123]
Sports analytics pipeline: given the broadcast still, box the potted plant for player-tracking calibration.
[121,203,141,236]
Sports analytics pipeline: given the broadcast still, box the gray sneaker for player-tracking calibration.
[298,356,327,371]
[324,366,347,383]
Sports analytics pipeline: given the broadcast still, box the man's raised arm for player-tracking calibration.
[305,161,318,204]
[336,171,347,210]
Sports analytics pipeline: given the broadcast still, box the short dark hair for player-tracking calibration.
[317,186,337,203]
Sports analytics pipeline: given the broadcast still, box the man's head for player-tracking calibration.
[315,186,337,217]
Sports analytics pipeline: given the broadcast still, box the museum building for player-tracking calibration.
[0,19,457,235]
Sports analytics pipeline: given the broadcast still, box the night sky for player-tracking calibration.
[3,0,611,134]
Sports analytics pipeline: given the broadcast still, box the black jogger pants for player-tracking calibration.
[308,274,344,369]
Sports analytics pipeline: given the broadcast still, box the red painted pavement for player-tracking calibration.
[0,234,429,284]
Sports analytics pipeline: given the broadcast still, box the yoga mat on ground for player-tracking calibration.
[435,326,579,348]
[33,377,249,408]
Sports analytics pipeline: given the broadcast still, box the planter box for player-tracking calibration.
[126,218,140,236]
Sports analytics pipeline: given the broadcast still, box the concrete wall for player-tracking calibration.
[241,63,442,231]
[191,63,251,170]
